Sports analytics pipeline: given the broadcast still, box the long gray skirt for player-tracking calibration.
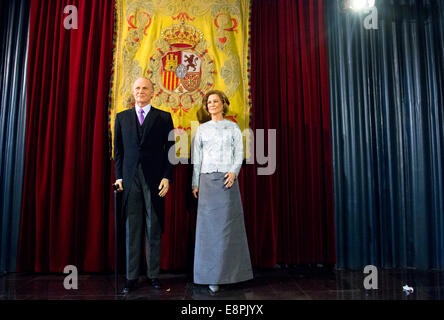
[194,172,253,285]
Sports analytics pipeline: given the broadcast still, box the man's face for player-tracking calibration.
[133,78,154,106]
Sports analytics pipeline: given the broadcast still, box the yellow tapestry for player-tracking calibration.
[110,0,251,159]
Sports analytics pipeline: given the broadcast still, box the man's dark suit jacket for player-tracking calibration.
[114,106,175,231]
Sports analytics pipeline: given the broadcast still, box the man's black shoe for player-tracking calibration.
[148,278,162,289]
[122,279,137,294]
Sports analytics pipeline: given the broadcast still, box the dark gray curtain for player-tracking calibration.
[327,0,444,270]
[0,0,30,273]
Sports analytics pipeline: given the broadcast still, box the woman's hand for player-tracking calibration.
[224,172,236,188]
[192,187,199,198]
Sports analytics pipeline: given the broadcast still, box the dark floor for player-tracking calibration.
[1,265,443,300]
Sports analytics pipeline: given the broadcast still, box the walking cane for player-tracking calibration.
[112,183,119,295]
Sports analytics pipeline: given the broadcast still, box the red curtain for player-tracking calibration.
[18,0,335,272]
[245,0,335,266]
[18,0,115,272]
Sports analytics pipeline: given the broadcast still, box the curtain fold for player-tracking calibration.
[17,0,115,272]
[249,0,335,266]
[0,0,30,273]
[327,0,444,270]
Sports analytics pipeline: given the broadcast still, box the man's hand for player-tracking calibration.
[192,187,198,199]
[158,178,169,197]
[114,180,123,192]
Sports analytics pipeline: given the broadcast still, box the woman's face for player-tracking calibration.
[207,94,224,116]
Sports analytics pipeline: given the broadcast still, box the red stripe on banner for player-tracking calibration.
[167,72,172,90]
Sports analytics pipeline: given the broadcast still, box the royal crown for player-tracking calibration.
[161,22,203,48]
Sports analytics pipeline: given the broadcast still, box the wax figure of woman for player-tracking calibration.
[192,89,253,293]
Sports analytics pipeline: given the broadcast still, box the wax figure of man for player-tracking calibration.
[114,77,174,294]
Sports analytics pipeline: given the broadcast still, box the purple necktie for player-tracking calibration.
[138,109,145,125]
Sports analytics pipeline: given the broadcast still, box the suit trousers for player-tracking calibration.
[125,164,161,280]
